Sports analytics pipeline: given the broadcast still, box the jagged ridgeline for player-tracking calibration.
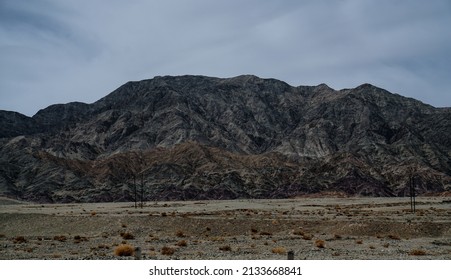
[1,75,450,202]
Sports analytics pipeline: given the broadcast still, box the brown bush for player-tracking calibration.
[114,244,134,256]
[315,239,326,248]
[161,246,176,255]
[73,235,88,243]
[176,230,185,237]
[13,236,27,244]
[177,240,187,247]
[410,249,427,256]
[302,234,312,240]
[388,234,401,240]
[272,247,287,255]
[120,232,134,240]
[53,235,67,242]
[219,245,232,251]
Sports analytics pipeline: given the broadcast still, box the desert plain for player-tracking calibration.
[0,196,450,260]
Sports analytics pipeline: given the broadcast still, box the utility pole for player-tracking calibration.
[409,174,416,213]
[140,173,144,208]
[134,174,137,209]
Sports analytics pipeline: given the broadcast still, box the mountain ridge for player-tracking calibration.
[1,75,450,202]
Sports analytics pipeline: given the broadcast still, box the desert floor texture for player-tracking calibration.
[0,196,450,260]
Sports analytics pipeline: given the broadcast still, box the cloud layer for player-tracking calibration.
[1,0,451,116]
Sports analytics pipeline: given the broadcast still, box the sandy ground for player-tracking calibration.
[0,196,450,260]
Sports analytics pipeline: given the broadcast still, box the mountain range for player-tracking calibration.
[1,75,450,202]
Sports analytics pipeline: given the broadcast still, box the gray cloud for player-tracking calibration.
[1,0,450,116]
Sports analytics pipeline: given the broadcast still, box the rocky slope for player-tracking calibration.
[1,75,450,202]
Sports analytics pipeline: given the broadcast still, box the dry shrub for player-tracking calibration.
[302,234,313,240]
[114,244,134,257]
[219,245,232,251]
[177,240,187,247]
[53,235,67,242]
[120,232,134,240]
[90,211,96,216]
[73,235,88,243]
[388,234,401,240]
[334,234,342,240]
[410,249,427,256]
[356,240,363,245]
[272,247,287,255]
[161,212,167,217]
[161,246,176,255]
[176,230,185,237]
[98,244,110,249]
[315,239,326,248]
[13,236,27,244]
[210,236,225,242]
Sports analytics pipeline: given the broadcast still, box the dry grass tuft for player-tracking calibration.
[333,234,342,240]
[53,235,67,242]
[272,247,287,255]
[161,246,176,256]
[210,236,225,242]
[73,235,88,243]
[302,234,313,240]
[177,240,188,247]
[120,232,134,240]
[114,244,134,256]
[219,245,232,251]
[410,249,427,256]
[315,239,326,248]
[13,236,27,244]
[388,234,401,240]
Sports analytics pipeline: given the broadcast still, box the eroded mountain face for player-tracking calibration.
[1,75,450,202]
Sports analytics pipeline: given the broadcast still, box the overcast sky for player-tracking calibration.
[1,0,451,116]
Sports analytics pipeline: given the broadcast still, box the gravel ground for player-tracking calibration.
[0,197,450,260]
